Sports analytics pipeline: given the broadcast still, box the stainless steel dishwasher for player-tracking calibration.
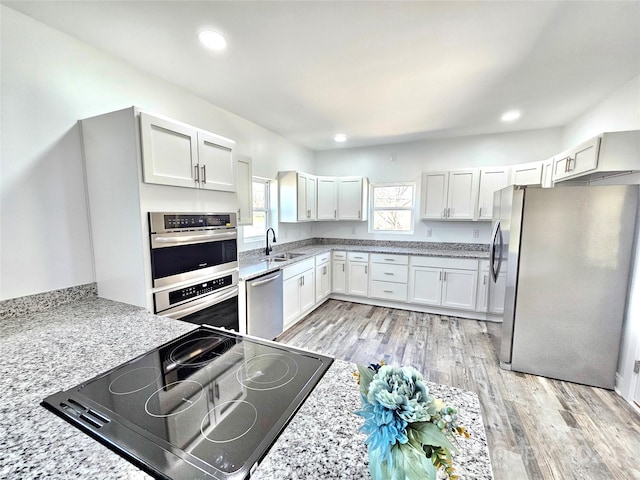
[246,269,284,340]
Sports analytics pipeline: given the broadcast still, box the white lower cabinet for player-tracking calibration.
[332,251,347,294]
[315,253,331,303]
[347,252,369,296]
[408,257,478,311]
[282,258,315,329]
[476,260,506,315]
[368,254,408,302]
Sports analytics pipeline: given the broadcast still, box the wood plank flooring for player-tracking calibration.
[276,300,640,480]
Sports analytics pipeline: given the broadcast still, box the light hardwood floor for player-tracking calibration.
[276,300,640,480]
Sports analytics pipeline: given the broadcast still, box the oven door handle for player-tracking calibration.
[153,230,237,246]
[162,286,238,320]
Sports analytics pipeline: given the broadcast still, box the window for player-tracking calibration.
[370,183,415,233]
[242,179,270,239]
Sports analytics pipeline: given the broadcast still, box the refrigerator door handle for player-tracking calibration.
[490,220,503,282]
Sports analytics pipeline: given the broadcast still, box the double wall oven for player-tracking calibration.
[149,212,239,331]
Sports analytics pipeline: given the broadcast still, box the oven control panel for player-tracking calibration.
[149,212,236,234]
[168,275,233,305]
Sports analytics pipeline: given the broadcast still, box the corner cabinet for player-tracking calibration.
[140,111,236,192]
[420,169,479,221]
[278,171,317,222]
[235,154,253,226]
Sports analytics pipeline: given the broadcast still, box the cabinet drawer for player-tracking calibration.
[370,280,407,302]
[410,256,478,270]
[369,253,409,265]
[282,258,315,280]
[315,252,330,265]
[347,252,369,262]
[370,263,408,283]
[332,251,347,260]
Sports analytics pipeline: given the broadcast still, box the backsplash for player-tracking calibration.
[239,237,489,260]
[0,283,97,321]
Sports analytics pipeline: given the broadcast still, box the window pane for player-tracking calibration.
[373,210,412,231]
[253,182,266,209]
[373,185,413,208]
[244,211,266,238]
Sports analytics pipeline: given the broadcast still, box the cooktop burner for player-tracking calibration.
[41,326,333,480]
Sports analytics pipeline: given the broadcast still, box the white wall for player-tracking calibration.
[0,6,314,300]
[562,74,640,403]
[313,128,563,243]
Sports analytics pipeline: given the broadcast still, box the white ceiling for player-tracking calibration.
[4,1,640,151]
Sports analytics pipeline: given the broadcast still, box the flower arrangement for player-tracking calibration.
[355,361,469,480]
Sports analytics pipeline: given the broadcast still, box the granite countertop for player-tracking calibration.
[0,296,492,479]
[240,244,489,281]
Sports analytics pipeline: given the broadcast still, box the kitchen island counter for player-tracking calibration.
[1,296,492,479]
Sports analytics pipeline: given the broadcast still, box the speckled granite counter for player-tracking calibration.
[240,243,489,281]
[1,296,492,479]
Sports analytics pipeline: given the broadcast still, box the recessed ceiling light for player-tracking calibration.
[198,30,227,51]
[501,110,521,122]
[334,133,347,142]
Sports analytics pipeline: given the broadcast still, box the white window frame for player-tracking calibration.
[242,177,270,241]
[368,182,416,234]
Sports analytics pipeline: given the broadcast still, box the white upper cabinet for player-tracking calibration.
[338,177,368,220]
[421,169,479,220]
[235,154,253,226]
[511,161,543,187]
[552,136,601,182]
[140,111,236,192]
[278,171,317,222]
[541,157,554,188]
[317,176,338,220]
[477,167,510,221]
[196,131,236,192]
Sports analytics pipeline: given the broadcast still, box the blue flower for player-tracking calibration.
[355,395,408,466]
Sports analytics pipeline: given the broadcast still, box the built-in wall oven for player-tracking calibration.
[149,212,239,331]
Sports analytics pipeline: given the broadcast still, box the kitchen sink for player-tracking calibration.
[267,252,306,262]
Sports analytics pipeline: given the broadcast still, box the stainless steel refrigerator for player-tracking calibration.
[489,185,638,389]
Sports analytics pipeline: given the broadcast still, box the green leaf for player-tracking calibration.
[357,364,375,395]
[397,443,437,480]
[409,422,457,453]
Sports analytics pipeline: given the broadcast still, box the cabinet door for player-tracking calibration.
[553,137,600,182]
[283,276,301,325]
[541,158,554,188]
[197,131,236,192]
[441,268,477,310]
[235,154,253,225]
[315,263,331,302]
[511,162,542,187]
[447,169,479,220]
[140,112,198,188]
[488,271,506,315]
[332,260,346,294]
[347,262,368,296]
[338,177,364,220]
[408,266,442,305]
[297,173,316,221]
[299,269,316,313]
[317,177,338,220]
[476,267,490,312]
[478,168,510,220]
[421,172,448,219]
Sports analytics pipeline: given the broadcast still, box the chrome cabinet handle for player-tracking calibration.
[383,290,393,293]
[342,264,345,272]
[334,210,337,218]
[439,271,442,281]
[365,266,368,274]
[201,165,207,184]
[443,271,447,281]
[479,207,482,217]
[384,272,394,276]
[194,164,200,183]
[237,208,241,222]
[384,258,395,262]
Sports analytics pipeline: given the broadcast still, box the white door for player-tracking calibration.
[511,162,542,187]
[139,112,198,188]
[235,155,252,225]
[441,268,477,310]
[332,261,346,293]
[315,263,331,302]
[306,176,317,220]
[197,131,236,192]
[478,168,510,220]
[421,172,448,219]
[283,276,301,325]
[299,269,316,312]
[408,266,442,305]
[447,169,479,220]
[476,267,490,312]
[317,177,338,220]
[347,262,368,296]
[338,177,364,220]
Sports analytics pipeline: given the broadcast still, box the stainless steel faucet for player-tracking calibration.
[265,228,276,255]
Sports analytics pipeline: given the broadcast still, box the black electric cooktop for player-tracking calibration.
[42,327,333,480]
